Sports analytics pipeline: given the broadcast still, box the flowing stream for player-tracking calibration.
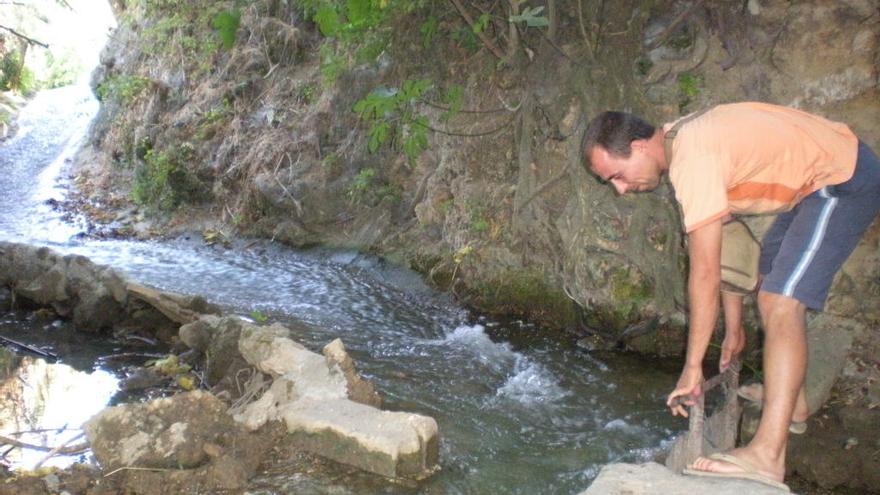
[0,82,686,494]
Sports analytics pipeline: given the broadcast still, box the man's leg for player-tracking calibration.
[750,291,806,473]
[690,140,880,481]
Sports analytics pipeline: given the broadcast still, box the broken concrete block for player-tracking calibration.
[281,397,439,480]
[323,338,382,408]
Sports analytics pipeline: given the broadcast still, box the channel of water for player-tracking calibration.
[0,82,685,494]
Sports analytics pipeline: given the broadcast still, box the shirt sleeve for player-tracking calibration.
[669,150,730,233]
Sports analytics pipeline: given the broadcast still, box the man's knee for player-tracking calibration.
[757,290,806,328]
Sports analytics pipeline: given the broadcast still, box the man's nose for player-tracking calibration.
[612,179,627,195]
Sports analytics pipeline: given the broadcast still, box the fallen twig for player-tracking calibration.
[103,466,173,478]
[34,432,85,469]
[102,352,167,361]
[6,427,80,437]
[0,434,88,454]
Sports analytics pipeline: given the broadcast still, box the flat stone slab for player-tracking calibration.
[281,397,439,480]
[581,463,790,495]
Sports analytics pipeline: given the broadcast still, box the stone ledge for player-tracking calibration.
[581,462,790,495]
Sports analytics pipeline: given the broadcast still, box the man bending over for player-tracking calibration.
[582,102,880,490]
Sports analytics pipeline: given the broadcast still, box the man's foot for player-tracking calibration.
[685,448,789,491]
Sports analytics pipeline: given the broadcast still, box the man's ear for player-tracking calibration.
[630,138,649,152]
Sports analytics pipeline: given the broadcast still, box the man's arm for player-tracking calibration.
[667,218,723,416]
[720,291,745,372]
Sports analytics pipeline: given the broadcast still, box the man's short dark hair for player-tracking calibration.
[582,111,656,161]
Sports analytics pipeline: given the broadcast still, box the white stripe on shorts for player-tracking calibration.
[783,187,838,297]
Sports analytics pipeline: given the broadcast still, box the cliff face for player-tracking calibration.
[79,0,878,354]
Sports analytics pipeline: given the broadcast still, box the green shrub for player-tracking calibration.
[353,78,432,164]
[96,74,151,103]
[0,51,35,93]
[212,9,241,50]
[676,72,703,112]
[347,167,376,200]
[133,144,205,211]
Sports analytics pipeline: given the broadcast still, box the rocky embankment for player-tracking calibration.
[0,241,439,494]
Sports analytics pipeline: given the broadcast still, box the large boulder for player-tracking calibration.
[0,242,218,338]
[84,390,250,470]
[0,243,128,331]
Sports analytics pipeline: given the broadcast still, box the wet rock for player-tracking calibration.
[120,367,165,391]
[581,462,788,494]
[178,317,214,352]
[323,338,382,408]
[201,316,250,388]
[0,242,215,339]
[126,282,220,325]
[85,390,249,470]
[0,243,128,331]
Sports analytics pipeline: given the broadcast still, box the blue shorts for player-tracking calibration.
[759,140,880,310]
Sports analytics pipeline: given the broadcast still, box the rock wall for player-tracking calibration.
[77,0,878,357]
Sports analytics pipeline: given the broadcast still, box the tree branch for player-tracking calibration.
[647,0,707,50]
[448,0,505,60]
[0,24,49,48]
[0,434,88,454]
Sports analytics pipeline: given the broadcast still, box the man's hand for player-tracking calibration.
[666,365,704,417]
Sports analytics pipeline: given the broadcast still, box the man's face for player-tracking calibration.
[588,142,662,194]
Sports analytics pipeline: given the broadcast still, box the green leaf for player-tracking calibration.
[510,6,549,28]
[315,5,341,36]
[473,13,490,34]
[346,0,370,24]
[368,122,390,152]
[212,9,241,49]
[441,84,463,121]
[420,16,438,48]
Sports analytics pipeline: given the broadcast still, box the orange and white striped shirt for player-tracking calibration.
[665,102,858,233]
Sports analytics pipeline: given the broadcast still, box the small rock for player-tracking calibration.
[120,367,164,391]
[844,437,858,450]
[179,317,215,352]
